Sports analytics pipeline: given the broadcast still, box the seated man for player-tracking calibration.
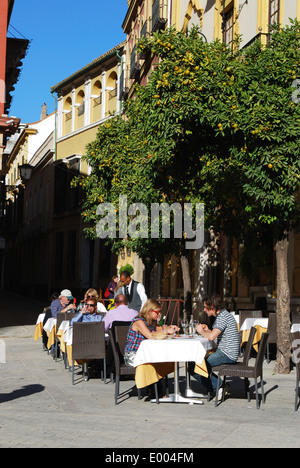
[50,289,76,318]
[190,293,240,401]
[103,294,138,331]
[71,297,103,325]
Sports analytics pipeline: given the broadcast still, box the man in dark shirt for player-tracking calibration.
[50,289,76,318]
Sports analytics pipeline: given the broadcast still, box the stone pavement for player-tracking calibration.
[0,289,300,450]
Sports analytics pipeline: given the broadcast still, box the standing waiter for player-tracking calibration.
[114,270,147,312]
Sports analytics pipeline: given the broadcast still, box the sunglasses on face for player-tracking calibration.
[152,309,161,315]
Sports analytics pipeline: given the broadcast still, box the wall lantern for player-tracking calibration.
[19,163,34,181]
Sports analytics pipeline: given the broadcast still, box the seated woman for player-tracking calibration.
[77,288,107,315]
[124,298,180,367]
[71,297,103,325]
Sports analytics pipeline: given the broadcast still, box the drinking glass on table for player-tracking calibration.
[193,319,199,335]
[181,319,189,335]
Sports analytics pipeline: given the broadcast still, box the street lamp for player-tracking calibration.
[18,163,34,182]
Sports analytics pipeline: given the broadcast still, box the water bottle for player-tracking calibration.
[189,314,194,335]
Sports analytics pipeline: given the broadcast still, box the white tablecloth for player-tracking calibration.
[134,335,213,368]
[231,312,239,325]
[44,318,56,333]
[240,317,268,331]
[291,323,300,333]
[36,313,46,325]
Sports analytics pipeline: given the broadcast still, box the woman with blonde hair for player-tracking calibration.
[124,298,179,367]
[77,288,107,314]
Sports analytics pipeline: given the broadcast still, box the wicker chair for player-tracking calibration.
[215,332,269,409]
[108,326,144,405]
[239,310,263,329]
[207,326,257,402]
[108,325,160,405]
[106,321,132,382]
[291,313,300,324]
[266,313,277,363]
[290,332,300,411]
[71,321,106,385]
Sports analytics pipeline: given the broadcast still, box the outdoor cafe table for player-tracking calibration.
[56,320,71,354]
[33,313,46,342]
[43,317,57,349]
[240,317,268,352]
[291,323,300,333]
[134,335,214,404]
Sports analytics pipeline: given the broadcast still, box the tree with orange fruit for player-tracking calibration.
[74,21,300,372]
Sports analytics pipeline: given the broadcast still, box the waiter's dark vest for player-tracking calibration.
[125,280,142,312]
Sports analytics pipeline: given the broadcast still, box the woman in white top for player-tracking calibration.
[77,288,107,315]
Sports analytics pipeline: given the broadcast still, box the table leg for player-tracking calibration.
[151,362,204,405]
[185,363,208,399]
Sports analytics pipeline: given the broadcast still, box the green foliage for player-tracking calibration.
[73,20,300,264]
[119,264,134,276]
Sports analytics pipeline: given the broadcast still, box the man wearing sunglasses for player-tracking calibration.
[71,297,103,325]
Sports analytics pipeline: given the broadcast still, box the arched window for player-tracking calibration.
[76,90,85,116]
[106,71,118,115]
[91,80,102,122]
[63,97,72,135]
[75,90,85,129]
[107,72,118,100]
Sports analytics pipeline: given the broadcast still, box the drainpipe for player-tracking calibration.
[116,49,124,112]
[51,92,57,161]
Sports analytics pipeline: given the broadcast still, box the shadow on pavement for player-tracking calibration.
[0,384,45,403]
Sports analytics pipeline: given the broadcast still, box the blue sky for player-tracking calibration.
[8,0,127,123]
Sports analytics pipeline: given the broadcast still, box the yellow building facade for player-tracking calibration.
[52,43,125,170]
[50,43,125,296]
[121,0,300,310]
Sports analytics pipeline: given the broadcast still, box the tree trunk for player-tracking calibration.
[143,259,154,298]
[273,236,291,374]
[181,254,192,315]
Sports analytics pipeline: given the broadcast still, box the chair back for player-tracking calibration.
[267,312,277,342]
[290,332,300,379]
[65,312,78,323]
[115,325,131,356]
[239,310,263,328]
[292,313,300,324]
[56,312,66,331]
[242,327,257,366]
[72,322,106,361]
[107,324,132,376]
[253,332,269,377]
[106,321,132,371]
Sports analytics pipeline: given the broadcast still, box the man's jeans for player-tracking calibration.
[190,349,236,391]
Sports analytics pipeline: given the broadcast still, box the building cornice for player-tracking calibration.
[51,42,125,95]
